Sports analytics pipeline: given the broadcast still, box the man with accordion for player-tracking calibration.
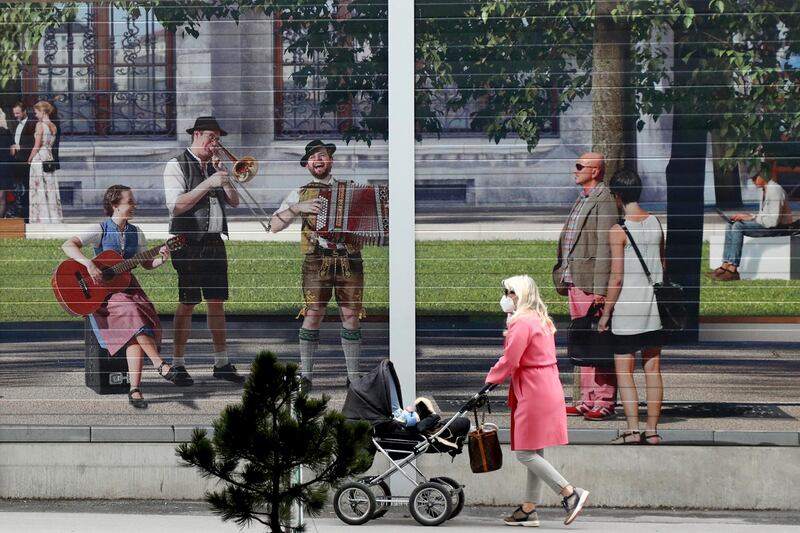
[271,140,387,389]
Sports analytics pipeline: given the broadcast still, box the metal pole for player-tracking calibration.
[388,0,416,417]
[388,0,416,497]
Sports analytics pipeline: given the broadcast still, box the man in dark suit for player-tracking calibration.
[10,101,36,222]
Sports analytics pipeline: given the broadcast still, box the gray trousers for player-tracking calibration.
[516,449,570,503]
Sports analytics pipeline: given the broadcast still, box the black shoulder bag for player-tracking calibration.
[567,302,616,367]
[620,223,688,335]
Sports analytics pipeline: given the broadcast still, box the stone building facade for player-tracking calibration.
[21,6,750,214]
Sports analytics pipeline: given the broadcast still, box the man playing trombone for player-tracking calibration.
[162,116,245,385]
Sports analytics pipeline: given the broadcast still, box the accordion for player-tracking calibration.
[304,181,389,247]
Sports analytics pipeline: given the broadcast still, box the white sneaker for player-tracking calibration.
[562,487,589,525]
[503,506,540,527]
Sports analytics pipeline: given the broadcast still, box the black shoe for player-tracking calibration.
[164,364,194,386]
[213,363,246,383]
[128,388,148,409]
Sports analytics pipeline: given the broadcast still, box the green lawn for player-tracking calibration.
[1,239,797,322]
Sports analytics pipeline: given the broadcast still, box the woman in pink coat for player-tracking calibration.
[486,275,590,527]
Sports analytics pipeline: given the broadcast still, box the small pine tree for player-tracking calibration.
[177,351,373,532]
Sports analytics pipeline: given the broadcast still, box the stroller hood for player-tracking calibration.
[342,359,400,425]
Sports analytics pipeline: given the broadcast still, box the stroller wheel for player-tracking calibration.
[334,481,377,525]
[359,476,391,519]
[431,476,465,519]
[409,481,453,526]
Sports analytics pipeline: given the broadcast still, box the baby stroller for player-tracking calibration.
[335,359,494,526]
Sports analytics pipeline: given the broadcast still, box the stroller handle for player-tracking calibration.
[459,383,499,413]
[479,383,498,395]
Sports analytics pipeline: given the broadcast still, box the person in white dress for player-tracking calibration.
[28,100,62,224]
[597,169,665,445]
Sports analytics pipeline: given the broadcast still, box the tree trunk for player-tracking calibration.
[665,29,707,343]
[711,132,743,208]
[592,1,632,179]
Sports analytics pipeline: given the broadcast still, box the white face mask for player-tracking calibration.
[500,295,516,314]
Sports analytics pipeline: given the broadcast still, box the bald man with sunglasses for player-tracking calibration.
[552,152,620,421]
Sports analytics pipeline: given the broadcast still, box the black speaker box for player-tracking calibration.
[84,317,130,394]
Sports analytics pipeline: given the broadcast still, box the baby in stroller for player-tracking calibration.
[344,359,468,447]
[337,359,475,526]
[390,383,437,430]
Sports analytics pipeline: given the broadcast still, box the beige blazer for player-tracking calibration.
[552,184,619,296]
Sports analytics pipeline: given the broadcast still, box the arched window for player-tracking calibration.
[23,4,176,137]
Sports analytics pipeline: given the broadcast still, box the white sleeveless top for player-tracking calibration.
[612,215,663,335]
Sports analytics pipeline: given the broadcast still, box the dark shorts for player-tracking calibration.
[171,233,229,305]
[613,329,664,355]
[301,249,364,311]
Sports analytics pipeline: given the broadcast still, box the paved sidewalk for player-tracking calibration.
[1,318,798,434]
[1,507,798,533]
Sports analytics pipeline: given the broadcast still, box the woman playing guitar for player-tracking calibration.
[61,185,191,408]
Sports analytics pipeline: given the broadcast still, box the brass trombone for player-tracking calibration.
[213,142,272,233]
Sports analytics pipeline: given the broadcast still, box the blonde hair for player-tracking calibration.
[0,109,7,130]
[503,275,556,334]
[33,100,55,117]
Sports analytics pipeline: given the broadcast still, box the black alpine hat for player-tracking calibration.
[186,116,228,136]
[300,139,336,167]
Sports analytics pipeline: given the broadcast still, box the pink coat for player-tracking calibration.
[485,314,568,451]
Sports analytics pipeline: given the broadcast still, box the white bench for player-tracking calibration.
[708,231,800,280]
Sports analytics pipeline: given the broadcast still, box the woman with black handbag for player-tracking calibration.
[486,275,590,527]
[28,100,62,224]
[598,170,665,445]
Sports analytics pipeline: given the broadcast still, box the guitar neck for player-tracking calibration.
[108,245,161,275]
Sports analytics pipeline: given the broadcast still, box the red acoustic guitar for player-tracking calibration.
[51,235,186,317]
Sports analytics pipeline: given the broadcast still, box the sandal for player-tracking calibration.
[641,432,662,445]
[610,430,641,445]
[128,388,148,409]
[158,362,172,379]
[159,362,193,386]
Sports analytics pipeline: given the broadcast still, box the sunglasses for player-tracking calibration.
[503,288,516,296]
[575,163,597,171]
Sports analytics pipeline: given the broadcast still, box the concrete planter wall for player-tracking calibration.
[1,442,797,510]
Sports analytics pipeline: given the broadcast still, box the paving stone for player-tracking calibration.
[91,426,174,442]
[568,428,619,444]
[657,429,715,445]
[713,431,799,446]
[173,426,214,442]
[0,425,90,442]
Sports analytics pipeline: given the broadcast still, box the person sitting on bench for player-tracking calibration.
[61,185,192,409]
[710,173,793,281]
